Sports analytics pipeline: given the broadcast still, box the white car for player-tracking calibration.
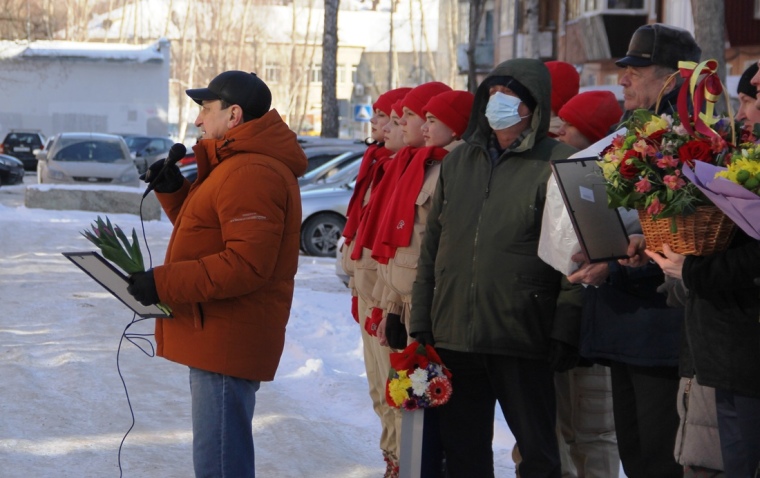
[36,133,140,187]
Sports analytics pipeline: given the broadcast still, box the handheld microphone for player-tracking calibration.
[142,143,187,198]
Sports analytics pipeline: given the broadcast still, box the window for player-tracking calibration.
[337,66,346,84]
[310,64,322,83]
[265,63,282,83]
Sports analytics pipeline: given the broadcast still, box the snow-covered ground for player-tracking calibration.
[0,176,517,477]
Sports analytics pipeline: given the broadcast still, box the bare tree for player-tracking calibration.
[321,0,339,137]
[466,0,487,92]
[525,0,539,59]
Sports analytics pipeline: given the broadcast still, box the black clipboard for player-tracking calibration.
[549,157,629,263]
[63,251,172,318]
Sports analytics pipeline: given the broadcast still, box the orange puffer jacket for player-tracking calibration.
[153,110,307,381]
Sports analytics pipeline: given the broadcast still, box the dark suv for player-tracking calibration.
[1,130,46,171]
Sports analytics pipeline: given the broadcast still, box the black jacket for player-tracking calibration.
[581,92,685,367]
[681,235,760,398]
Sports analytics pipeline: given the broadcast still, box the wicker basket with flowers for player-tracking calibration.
[598,60,739,255]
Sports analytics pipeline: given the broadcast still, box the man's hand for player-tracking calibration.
[411,331,435,347]
[385,313,408,350]
[127,270,160,306]
[567,251,610,287]
[140,158,184,193]
[548,340,579,372]
[645,243,686,279]
[618,234,649,268]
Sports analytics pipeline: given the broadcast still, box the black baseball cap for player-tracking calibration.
[186,70,272,120]
[616,23,701,70]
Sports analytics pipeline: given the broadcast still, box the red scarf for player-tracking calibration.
[372,146,448,263]
[342,144,390,242]
[352,146,418,260]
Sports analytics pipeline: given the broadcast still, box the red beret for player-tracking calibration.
[422,90,475,137]
[373,87,412,116]
[558,91,622,143]
[545,61,580,115]
[401,82,452,117]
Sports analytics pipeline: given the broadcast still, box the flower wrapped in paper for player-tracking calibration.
[81,216,172,315]
[385,341,452,410]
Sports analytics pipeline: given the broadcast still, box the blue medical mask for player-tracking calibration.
[485,92,531,130]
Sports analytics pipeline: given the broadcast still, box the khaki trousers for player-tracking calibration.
[359,295,403,461]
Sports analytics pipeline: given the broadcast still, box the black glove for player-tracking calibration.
[548,340,579,373]
[385,313,408,350]
[139,158,184,193]
[127,270,160,306]
[411,331,435,347]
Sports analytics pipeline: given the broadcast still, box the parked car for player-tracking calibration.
[121,135,175,174]
[302,142,367,173]
[36,133,140,187]
[180,162,352,257]
[179,162,199,183]
[300,181,353,257]
[1,130,46,171]
[0,154,25,185]
[298,150,364,188]
[301,156,362,192]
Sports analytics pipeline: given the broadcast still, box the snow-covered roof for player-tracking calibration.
[82,0,438,53]
[0,38,168,63]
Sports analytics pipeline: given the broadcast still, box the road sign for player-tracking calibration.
[353,104,373,122]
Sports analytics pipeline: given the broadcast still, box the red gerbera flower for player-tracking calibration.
[426,376,453,407]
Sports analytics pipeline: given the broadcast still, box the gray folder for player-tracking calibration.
[549,157,630,263]
[63,251,172,318]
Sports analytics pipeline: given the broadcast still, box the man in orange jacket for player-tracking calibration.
[128,70,307,477]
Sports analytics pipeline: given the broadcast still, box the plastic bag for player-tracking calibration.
[538,175,582,276]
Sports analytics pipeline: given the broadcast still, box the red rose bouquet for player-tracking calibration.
[385,341,452,410]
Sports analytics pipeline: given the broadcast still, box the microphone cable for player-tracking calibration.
[115,179,163,476]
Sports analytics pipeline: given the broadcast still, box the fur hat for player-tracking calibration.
[738,63,759,99]
[616,23,701,71]
[373,87,413,116]
[186,70,271,121]
[422,90,475,137]
[401,82,452,117]
[545,61,580,116]
[558,91,623,143]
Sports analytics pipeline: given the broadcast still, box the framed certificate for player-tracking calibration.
[63,251,172,318]
[549,157,630,263]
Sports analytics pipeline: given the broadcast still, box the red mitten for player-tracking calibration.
[351,296,359,324]
[364,307,383,336]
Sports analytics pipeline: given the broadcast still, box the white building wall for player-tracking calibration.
[0,39,170,140]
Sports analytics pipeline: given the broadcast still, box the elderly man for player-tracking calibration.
[410,58,582,478]
[128,71,307,477]
[567,23,701,478]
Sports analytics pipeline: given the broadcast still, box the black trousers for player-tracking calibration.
[435,349,560,478]
[609,361,683,478]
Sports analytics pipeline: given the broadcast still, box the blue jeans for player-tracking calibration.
[189,367,261,478]
[715,388,760,478]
